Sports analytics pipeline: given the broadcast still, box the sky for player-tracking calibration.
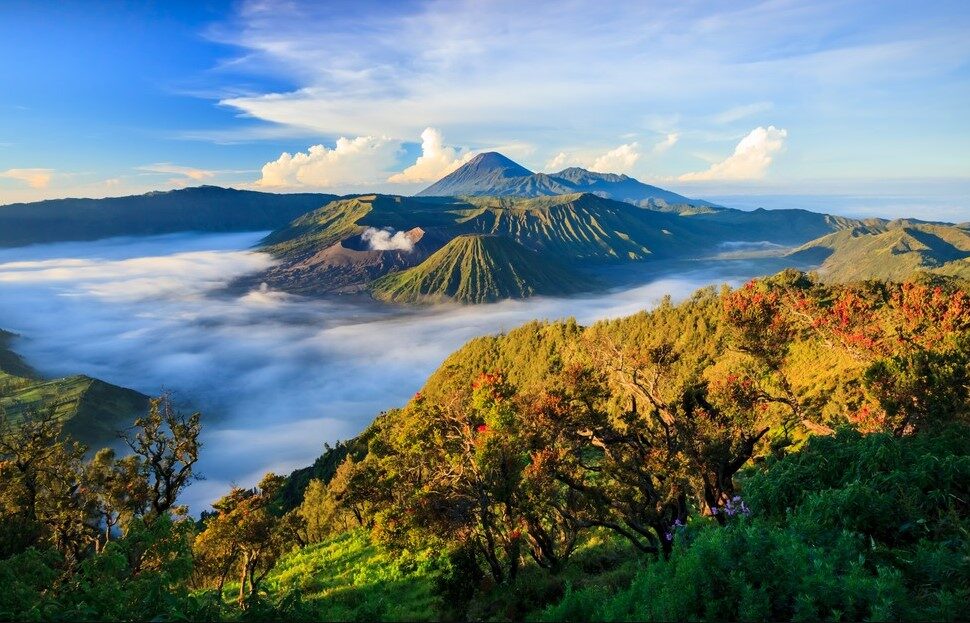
[0,0,968,219]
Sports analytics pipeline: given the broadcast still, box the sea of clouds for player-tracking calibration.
[0,232,783,511]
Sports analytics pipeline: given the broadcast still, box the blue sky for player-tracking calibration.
[0,0,967,219]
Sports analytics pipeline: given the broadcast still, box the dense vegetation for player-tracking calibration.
[1,271,967,621]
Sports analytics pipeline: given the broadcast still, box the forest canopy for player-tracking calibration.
[1,270,967,621]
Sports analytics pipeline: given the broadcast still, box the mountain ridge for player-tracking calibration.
[417,151,718,211]
[0,186,338,247]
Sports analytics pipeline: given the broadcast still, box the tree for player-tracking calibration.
[84,448,150,552]
[123,395,201,521]
[194,472,293,606]
[0,406,89,562]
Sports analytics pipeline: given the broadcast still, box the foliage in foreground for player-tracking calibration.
[540,426,969,622]
[0,271,967,621]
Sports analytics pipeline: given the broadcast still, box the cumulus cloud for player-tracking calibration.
[387,127,472,184]
[544,142,642,174]
[1,168,53,189]
[361,227,414,251]
[255,135,399,189]
[544,152,574,171]
[0,232,780,511]
[589,142,641,174]
[679,126,788,182]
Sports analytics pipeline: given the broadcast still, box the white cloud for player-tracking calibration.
[652,133,679,154]
[387,127,472,184]
[679,126,788,182]
[1,168,53,189]
[590,142,641,174]
[544,152,576,171]
[254,135,399,189]
[361,227,415,251]
[545,142,642,174]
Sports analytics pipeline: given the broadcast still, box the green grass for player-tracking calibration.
[0,331,148,445]
[259,531,448,622]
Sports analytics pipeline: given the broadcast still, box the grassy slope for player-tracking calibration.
[0,330,147,445]
[789,222,970,282]
[261,531,445,622]
[455,194,712,261]
[370,234,594,304]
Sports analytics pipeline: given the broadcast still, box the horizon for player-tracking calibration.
[1,1,967,220]
[3,148,968,222]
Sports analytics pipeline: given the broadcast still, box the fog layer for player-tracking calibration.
[0,232,784,510]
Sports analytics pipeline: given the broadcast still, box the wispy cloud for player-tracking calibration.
[1,168,53,189]
[138,163,216,186]
[711,102,774,125]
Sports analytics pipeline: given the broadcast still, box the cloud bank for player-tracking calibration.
[253,127,475,190]
[680,126,788,181]
[0,232,799,511]
[255,136,398,188]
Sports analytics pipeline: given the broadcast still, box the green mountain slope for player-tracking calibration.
[789,221,970,282]
[370,235,593,304]
[0,186,336,247]
[0,330,148,445]
[253,191,868,302]
[455,193,716,261]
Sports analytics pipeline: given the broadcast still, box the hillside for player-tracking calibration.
[417,152,718,212]
[265,272,969,622]
[252,189,867,302]
[455,193,718,261]
[0,186,336,247]
[789,221,970,282]
[370,235,593,304]
[0,329,148,445]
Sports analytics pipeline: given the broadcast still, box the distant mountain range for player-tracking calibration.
[418,152,719,213]
[788,220,970,282]
[0,329,148,445]
[0,186,336,246]
[1,151,962,303]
